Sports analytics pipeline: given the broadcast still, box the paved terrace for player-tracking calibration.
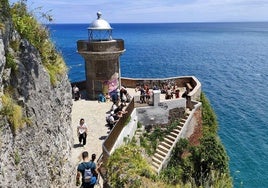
[70,87,188,164]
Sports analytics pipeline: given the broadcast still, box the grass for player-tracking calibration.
[0,92,29,134]
[107,144,157,188]
[10,1,67,85]
[9,39,20,52]
[140,119,181,156]
[5,52,18,72]
[0,23,5,31]
[14,150,21,165]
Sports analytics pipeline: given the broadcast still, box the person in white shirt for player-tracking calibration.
[77,118,88,146]
[73,85,81,101]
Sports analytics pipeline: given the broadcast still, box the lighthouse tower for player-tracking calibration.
[77,12,125,99]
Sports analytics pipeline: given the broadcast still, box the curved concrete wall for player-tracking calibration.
[121,76,201,101]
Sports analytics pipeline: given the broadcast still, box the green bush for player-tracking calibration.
[10,0,67,85]
[159,92,232,187]
[9,39,20,52]
[107,144,156,188]
[0,93,28,134]
[0,0,10,20]
[200,92,218,135]
[0,23,5,31]
[5,52,18,72]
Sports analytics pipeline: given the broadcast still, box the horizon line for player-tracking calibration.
[47,21,268,25]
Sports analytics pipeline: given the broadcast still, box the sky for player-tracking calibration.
[9,0,268,23]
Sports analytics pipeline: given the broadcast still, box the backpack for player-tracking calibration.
[83,163,93,183]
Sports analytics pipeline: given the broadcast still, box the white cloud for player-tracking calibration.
[9,0,268,23]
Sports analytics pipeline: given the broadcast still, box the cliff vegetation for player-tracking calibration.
[10,0,66,85]
[0,0,74,187]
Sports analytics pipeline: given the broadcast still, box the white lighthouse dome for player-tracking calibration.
[88,12,112,30]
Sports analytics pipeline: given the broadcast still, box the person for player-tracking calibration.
[175,89,180,98]
[153,85,159,90]
[114,103,128,115]
[76,151,97,188]
[77,118,87,146]
[73,85,81,101]
[113,111,123,122]
[145,86,151,103]
[137,86,145,103]
[105,93,111,102]
[110,100,119,113]
[98,93,106,103]
[182,90,188,98]
[182,90,191,108]
[111,90,119,104]
[120,87,128,106]
[106,112,116,129]
[90,154,101,182]
[165,87,173,99]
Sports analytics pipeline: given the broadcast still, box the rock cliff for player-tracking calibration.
[0,1,74,187]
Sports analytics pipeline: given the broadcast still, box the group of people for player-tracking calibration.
[76,119,101,188]
[161,84,182,100]
[75,86,131,187]
[104,86,131,129]
[135,85,151,104]
[134,83,188,101]
[106,100,128,129]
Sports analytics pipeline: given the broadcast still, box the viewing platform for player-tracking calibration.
[71,76,201,176]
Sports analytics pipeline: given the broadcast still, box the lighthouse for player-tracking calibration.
[77,12,125,99]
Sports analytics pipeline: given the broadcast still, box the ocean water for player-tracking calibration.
[48,22,268,188]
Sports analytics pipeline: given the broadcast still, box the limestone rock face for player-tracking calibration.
[0,3,74,187]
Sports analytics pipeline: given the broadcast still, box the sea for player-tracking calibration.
[48,22,268,188]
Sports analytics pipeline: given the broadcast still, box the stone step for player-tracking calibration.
[154,153,165,161]
[170,131,178,137]
[159,141,172,149]
[179,122,184,126]
[164,137,174,145]
[181,118,187,122]
[152,156,162,165]
[186,108,191,114]
[173,128,181,134]
[156,148,168,157]
[166,135,176,141]
[152,161,160,170]
[136,129,143,134]
[158,144,169,153]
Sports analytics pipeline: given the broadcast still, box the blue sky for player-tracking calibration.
[9,0,268,23]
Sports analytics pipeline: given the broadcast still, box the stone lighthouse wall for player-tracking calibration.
[77,39,125,99]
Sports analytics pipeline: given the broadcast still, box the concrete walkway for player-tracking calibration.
[71,98,112,167]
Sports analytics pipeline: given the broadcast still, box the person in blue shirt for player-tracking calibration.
[76,151,97,188]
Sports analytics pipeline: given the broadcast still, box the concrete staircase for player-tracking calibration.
[134,125,145,146]
[151,111,190,173]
